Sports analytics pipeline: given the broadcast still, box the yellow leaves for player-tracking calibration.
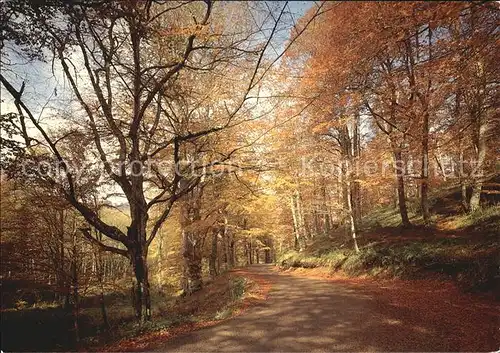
[272,177,296,191]
[159,24,211,39]
[311,121,332,135]
[240,228,267,238]
[182,216,216,234]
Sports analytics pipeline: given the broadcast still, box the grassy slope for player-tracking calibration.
[279,205,499,295]
[100,268,270,352]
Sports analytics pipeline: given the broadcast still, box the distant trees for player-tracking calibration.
[0,178,129,341]
[280,1,499,246]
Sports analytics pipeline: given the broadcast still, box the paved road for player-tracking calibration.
[156,265,496,352]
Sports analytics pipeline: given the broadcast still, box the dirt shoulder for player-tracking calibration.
[98,267,271,352]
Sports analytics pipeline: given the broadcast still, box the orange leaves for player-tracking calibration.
[311,121,332,135]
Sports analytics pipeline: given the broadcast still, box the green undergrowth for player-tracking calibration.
[279,206,500,294]
[214,277,248,320]
[94,275,249,346]
[1,274,251,352]
[445,206,500,234]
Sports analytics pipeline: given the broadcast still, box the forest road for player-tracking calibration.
[155,264,498,352]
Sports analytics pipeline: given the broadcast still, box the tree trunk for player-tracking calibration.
[99,285,109,332]
[244,240,249,265]
[209,229,218,279]
[222,217,231,270]
[296,191,308,240]
[248,239,253,264]
[393,149,411,227]
[322,183,332,235]
[71,231,80,347]
[92,229,110,332]
[265,247,272,263]
[126,207,152,322]
[186,252,202,292]
[182,229,203,294]
[180,187,204,295]
[229,238,236,267]
[352,113,362,224]
[157,226,164,283]
[290,195,300,250]
[345,160,360,253]
[58,209,66,306]
[470,183,483,213]
[290,192,305,250]
[180,231,189,295]
[459,147,469,212]
[130,247,151,321]
[469,111,487,212]
[420,111,430,223]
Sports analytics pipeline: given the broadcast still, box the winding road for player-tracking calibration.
[156,265,498,352]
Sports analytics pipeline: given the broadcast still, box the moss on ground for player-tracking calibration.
[279,206,500,294]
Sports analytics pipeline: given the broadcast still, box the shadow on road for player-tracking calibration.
[157,264,498,352]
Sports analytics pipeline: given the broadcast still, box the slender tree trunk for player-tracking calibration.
[244,240,249,265]
[352,113,362,225]
[180,187,204,295]
[291,192,305,250]
[421,111,430,223]
[459,146,469,212]
[217,244,221,275]
[222,217,231,270]
[313,210,319,237]
[290,195,300,250]
[209,229,218,279]
[345,159,360,253]
[95,234,109,331]
[58,209,65,306]
[469,111,487,212]
[99,279,109,332]
[222,231,228,268]
[157,227,163,283]
[229,238,236,267]
[186,250,203,292]
[248,238,253,264]
[180,230,189,295]
[98,282,109,332]
[265,242,272,263]
[183,232,202,293]
[322,183,332,235]
[71,230,80,347]
[296,191,308,240]
[341,171,349,226]
[394,149,411,227]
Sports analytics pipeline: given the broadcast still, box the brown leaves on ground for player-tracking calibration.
[282,267,500,351]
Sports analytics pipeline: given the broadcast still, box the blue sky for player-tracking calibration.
[288,1,315,17]
[0,1,316,122]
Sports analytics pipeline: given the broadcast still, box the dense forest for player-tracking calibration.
[0,1,498,351]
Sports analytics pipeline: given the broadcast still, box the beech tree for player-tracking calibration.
[1,0,325,321]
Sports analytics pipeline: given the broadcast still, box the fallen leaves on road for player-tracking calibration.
[283,266,500,352]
